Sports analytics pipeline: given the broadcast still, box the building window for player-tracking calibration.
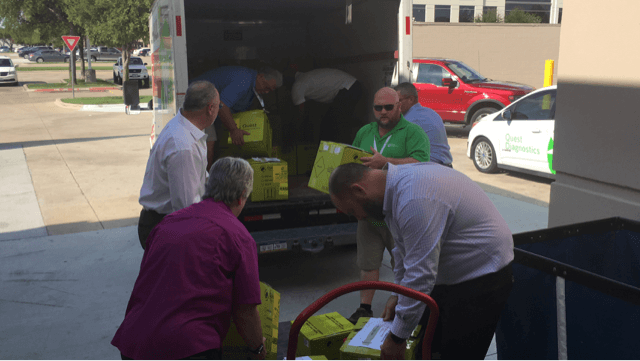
[434,5,451,23]
[505,1,552,23]
[483,6,497,14]
[413,4,426,22]
[459,6,475,23]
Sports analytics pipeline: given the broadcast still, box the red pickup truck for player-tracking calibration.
[396,58,534,125]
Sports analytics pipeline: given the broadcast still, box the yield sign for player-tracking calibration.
[62,36,81,51]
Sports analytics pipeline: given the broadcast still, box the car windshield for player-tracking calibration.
[130,58,143,65]
[445,61,487,83]
[1,59,13,67]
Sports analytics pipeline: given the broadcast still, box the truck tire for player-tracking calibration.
[64,58,69,63]
[91,56,97,62]
[113,72,118,84]
[470,106,500,125]
[36,57,44,63]
[472,137,498,173]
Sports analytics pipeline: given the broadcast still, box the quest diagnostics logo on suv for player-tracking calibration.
[466,85,557,179]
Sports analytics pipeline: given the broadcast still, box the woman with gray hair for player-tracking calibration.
[112,157,266,360]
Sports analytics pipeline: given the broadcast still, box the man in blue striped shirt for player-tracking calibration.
[329,162,514,359]
[395,82,453,167]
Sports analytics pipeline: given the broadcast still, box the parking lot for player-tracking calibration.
[0,52,551,359]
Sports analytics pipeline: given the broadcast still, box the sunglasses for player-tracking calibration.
[373,104,396,112]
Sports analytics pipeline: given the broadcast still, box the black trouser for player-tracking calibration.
[137,208,167,250]
[415,263,513,360]
[320,80,363,144]
[121,348,222,360]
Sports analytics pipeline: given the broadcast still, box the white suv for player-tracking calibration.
[0,56,19,86]
[467,86,557,179]
[113,57,150,88]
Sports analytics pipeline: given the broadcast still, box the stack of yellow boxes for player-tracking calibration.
[216,110,290,202]
[222,282,281,359]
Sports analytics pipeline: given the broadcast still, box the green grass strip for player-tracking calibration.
[27,78,115,89]
[61,95,152,105]
[17,66,113,71]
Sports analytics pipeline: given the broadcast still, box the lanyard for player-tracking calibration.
[253,88,268,113]
[373,135,392,155]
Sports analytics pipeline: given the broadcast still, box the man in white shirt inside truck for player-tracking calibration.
[291,68,363,144]
[137,81,220,250]
[329,162,514,359]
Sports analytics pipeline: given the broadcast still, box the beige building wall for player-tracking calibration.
[548,0,640,226]
[413,23,561,88]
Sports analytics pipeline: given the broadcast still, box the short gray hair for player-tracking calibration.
[394,82,419,99]
[261,67,283,88]
[203,157,254,205]
[182,80,218,112]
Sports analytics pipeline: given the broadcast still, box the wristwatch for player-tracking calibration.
[248,343,265,355]
[389,332,407,344]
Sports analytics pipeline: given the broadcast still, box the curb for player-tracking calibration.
[54,98,84,109]
[31,86,120,93]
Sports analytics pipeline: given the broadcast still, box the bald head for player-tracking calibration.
[374,87,400,103]
[373,87,402,130]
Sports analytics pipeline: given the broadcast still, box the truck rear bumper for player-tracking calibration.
[252,223,357,254]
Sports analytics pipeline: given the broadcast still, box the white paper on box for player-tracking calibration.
[347,318,393,350]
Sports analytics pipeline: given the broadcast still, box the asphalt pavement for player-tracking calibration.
[0,58,551,359]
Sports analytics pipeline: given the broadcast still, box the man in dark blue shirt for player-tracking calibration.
[192,66,282,169]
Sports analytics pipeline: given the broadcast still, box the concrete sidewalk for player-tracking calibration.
[0,191,548,359]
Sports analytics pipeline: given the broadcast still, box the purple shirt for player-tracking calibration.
[111,199,261,359]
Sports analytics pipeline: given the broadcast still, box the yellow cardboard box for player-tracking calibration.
[292,312,355,360]
[222,282,281,359]
[248,158,289,202]
[226,110,273,157]
[308,141,372,194]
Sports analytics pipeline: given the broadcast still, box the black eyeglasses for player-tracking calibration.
[373,104,396,112]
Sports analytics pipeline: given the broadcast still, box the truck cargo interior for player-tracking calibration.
[152,0,402,246]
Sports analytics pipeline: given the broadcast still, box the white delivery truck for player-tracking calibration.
[148,0,413,253]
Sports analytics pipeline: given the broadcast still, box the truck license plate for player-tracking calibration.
[259,241,287,254]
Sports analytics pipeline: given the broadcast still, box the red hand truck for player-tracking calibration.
[287,281,439,360]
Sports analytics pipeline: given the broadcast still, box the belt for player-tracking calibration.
[433,160,453,168]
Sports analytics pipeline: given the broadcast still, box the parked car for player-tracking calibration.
[29,50,70,63]
[19,46,53,59]
[394,58,535,125]
[0,56,19,86]
[85,46,121,61]
[138,49,150,57]
[467,85,557,179]
[133,48,150,56]
[113,57,150,88]
[0,46,11,53]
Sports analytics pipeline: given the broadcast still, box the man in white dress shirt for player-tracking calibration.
[291,68,362,144]
[137,80,220,249]
[329,162,514,360]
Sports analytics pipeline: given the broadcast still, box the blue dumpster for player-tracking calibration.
[496,217,640,359]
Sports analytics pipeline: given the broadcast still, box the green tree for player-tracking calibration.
[0,0,85,83]
[505,8,542,23]
[65,0,152,87]
[475,9,503,23]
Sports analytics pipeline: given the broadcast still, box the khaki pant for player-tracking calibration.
[356,219,395,271]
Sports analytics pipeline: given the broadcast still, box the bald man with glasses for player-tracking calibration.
[347,87,431,324]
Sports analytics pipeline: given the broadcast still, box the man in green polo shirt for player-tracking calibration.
[347,87,431,324]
